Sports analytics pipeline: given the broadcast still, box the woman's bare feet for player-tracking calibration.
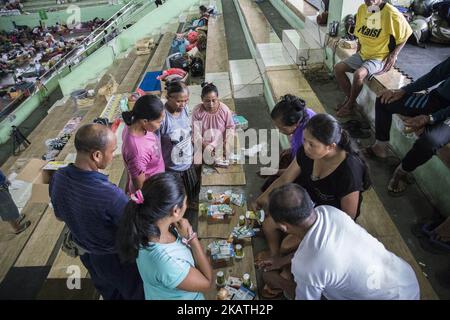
[387,165,414,196]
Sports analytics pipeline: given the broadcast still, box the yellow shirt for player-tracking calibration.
[355,3,412,61]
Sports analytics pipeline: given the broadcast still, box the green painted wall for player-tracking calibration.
[0,4,123,31]
[269,0,304,30]
[117,0,200,50]
[0,0,201,143]
[59,45,116,95]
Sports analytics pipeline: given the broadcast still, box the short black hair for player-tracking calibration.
[268,184,314,225]
[74,123,112,154]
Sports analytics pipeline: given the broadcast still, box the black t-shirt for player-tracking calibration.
[295,146,365,215]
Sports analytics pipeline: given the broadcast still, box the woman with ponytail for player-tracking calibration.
[121,95,165,193]
[117,172,213,300]
[254,114,371,298]
[160,81,200,207]
[261,94,316,191]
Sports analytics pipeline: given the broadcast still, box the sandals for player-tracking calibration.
[387,169,414,197]
[341,120,372,139]
[342,119,370,130]
[15,220,31,235]
[16,214,26,225]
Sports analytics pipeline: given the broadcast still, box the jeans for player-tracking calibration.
[375,91,450,172]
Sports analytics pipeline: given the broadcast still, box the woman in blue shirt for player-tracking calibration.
[117,172,213,300]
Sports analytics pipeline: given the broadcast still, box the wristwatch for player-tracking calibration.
[429,114,435,125]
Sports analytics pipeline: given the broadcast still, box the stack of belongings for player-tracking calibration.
[135,37,155,55]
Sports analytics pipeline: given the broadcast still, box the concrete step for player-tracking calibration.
[256,42,296,74]
[304,14,328,47]
[229,59,263,99]
[282,29,324,66]
[205,72,232,100]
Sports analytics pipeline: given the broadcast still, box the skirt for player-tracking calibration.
[169,165,201,203]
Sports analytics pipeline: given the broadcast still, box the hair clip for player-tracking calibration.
[131,189,144,204]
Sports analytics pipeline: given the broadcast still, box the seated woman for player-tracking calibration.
[122,95,165,193]
[261,94,316,191]
[192,82,235,163]
[254,113,371,298]
[160,81,200,208]
[117,172,213,300]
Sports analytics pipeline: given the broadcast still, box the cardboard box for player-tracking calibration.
[15,158,63,204]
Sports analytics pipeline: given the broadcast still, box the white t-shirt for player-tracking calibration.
[291,205,420,300]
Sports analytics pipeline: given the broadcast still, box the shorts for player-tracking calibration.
[342,53,385,80]
[0,186,20,222]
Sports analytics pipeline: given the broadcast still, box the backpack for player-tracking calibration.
[167,53,189,71]
[190,57,204,77]
[433,1,450,24]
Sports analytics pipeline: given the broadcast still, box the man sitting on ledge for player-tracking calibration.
[367,57,450,196]
[334,0,412,117]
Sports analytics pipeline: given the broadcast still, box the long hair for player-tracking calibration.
[121,95,164,126]
[271,94,310,127]
[200,82,219,99]
[116,172,186,263]
[305,114,372,191]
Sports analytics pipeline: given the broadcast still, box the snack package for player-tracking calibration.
[208,240,235,261]
[227,276,243,289]
[230,193,245,207]
[208,204,234,220]
[231,286,256,300]
[211,193,231,205]
[232,225,256,239]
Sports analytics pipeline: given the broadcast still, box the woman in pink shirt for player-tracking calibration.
[192,82,235,163]
[122,95,165,193]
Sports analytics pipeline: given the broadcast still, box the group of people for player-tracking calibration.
[247,0,449,299]
[0,18,107,103]
[0,0,24,15]
[334,0,449,198]
[0,0,449,300]
[46,81,235,300]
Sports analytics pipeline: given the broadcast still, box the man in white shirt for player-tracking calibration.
[266,183,420,300]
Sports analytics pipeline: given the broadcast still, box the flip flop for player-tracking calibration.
[16,214,26,225]
[342,119,370,130]
[15,220,31,235]
[347,126,371,139]
[421,220,446,237]
[387,171,414,197]
[429,235,450,252]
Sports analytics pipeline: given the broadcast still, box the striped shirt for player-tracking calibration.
[49,164,129,255]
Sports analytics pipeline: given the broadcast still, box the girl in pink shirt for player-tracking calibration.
[192,82,235,163]
[122,95,165,193]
